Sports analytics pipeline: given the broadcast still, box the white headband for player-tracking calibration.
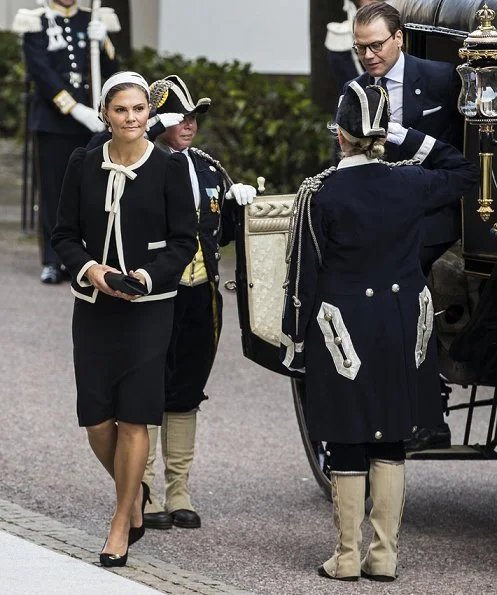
[100,71,150,112]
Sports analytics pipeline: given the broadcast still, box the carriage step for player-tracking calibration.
[407,444,497,460]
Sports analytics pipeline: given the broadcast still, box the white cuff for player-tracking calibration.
[412,135,436,164]
[77,260,98,287]
[136,268,152,294]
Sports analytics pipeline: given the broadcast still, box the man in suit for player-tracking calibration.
[13,0,119,284]
[346,2,464,450]
[350,2,463,273]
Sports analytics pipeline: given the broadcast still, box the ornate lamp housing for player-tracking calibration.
[457,4,497,221]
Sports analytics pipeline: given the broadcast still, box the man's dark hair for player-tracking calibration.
[354,2,402,35]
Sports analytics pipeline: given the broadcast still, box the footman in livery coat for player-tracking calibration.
[12,0,119,284]
[348,2,465,449]
[141,75,256,531]
[281,83,477,582]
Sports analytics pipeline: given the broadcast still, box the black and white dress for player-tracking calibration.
[52,140,198,426]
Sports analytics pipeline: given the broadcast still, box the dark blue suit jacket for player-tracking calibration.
[348,53,464,246]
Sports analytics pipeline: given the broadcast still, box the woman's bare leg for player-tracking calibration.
[87,420,149,554]
[106,421,149,554]
[86,419,117,478]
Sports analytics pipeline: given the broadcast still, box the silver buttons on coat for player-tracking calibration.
[412,426,418,433]
[392,283,400,293]
[365,288,374,297]
[343,359,352,368]
[334,336,342,345]
[324,311,332,322]
[375,431,382,440]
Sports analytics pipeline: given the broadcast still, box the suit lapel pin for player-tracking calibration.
[415,88,422,95]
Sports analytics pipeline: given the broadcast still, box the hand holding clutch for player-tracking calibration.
[104,272,148,296]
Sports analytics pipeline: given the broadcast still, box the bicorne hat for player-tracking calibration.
[336,80,389,140]
[149,75,211,115]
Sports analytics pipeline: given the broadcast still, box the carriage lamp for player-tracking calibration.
[457,3,497,222]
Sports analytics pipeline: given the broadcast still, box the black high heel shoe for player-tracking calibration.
[128,481,150,546]
[100,539,128,568]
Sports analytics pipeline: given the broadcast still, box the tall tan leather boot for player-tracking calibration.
[162,409,201,528]
[361,460,406,581]
[319,472,366,581]
[142,421,172,529]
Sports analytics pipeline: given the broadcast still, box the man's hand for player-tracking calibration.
[158,112,184,129]
[387,122,409,146]
[87,20,107,43]
[70,103,106,133]
[226,183,256,206]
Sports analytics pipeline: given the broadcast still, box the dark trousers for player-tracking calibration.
[35,131,91,265]
[165,282,223,412]
[328,442,405,473]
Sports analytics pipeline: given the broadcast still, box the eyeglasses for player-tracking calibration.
[352,34,394,56]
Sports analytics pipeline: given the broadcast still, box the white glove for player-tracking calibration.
[226,183,256,206]
[158,112,184,129]
[87,20,107,43]
[387,122,409,145]
[70,103,106,133]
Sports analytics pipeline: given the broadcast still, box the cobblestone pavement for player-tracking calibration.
[0,498,253,594]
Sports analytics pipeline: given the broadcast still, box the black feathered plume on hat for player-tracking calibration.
[336,81,389,140]
[149,75,211,115]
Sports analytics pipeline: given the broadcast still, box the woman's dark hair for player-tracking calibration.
[354,2,401,35]
[104,82,149,108]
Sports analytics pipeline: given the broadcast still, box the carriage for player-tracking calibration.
[232,0,497,497]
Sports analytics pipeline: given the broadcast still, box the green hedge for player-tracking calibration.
[0,32,26,139]
[0,33,333,193]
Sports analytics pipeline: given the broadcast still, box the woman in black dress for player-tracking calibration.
[281,83,478,581]
[52,71,197,566]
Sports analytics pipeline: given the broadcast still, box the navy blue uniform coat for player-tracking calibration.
[156,145,236,411]
[281,130,478,444]
[22,7,116,135]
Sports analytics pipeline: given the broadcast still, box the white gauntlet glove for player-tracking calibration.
[387,122,408,145]
[158,112,184,129]
[70,103,105,133]
[226,183,256,206]
[87,20,107,43]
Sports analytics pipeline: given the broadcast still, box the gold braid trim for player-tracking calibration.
[53,89,77,115]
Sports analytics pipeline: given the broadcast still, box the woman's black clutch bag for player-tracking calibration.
[104,272,148,296]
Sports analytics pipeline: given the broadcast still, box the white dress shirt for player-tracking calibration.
[375,52,405,125]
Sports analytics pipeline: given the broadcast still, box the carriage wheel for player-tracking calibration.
[291,377,332,500]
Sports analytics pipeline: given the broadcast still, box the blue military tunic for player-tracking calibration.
[13,2,118,134]
[280,129,478,444]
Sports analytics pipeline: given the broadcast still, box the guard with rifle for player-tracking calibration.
[12,0,120,284]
